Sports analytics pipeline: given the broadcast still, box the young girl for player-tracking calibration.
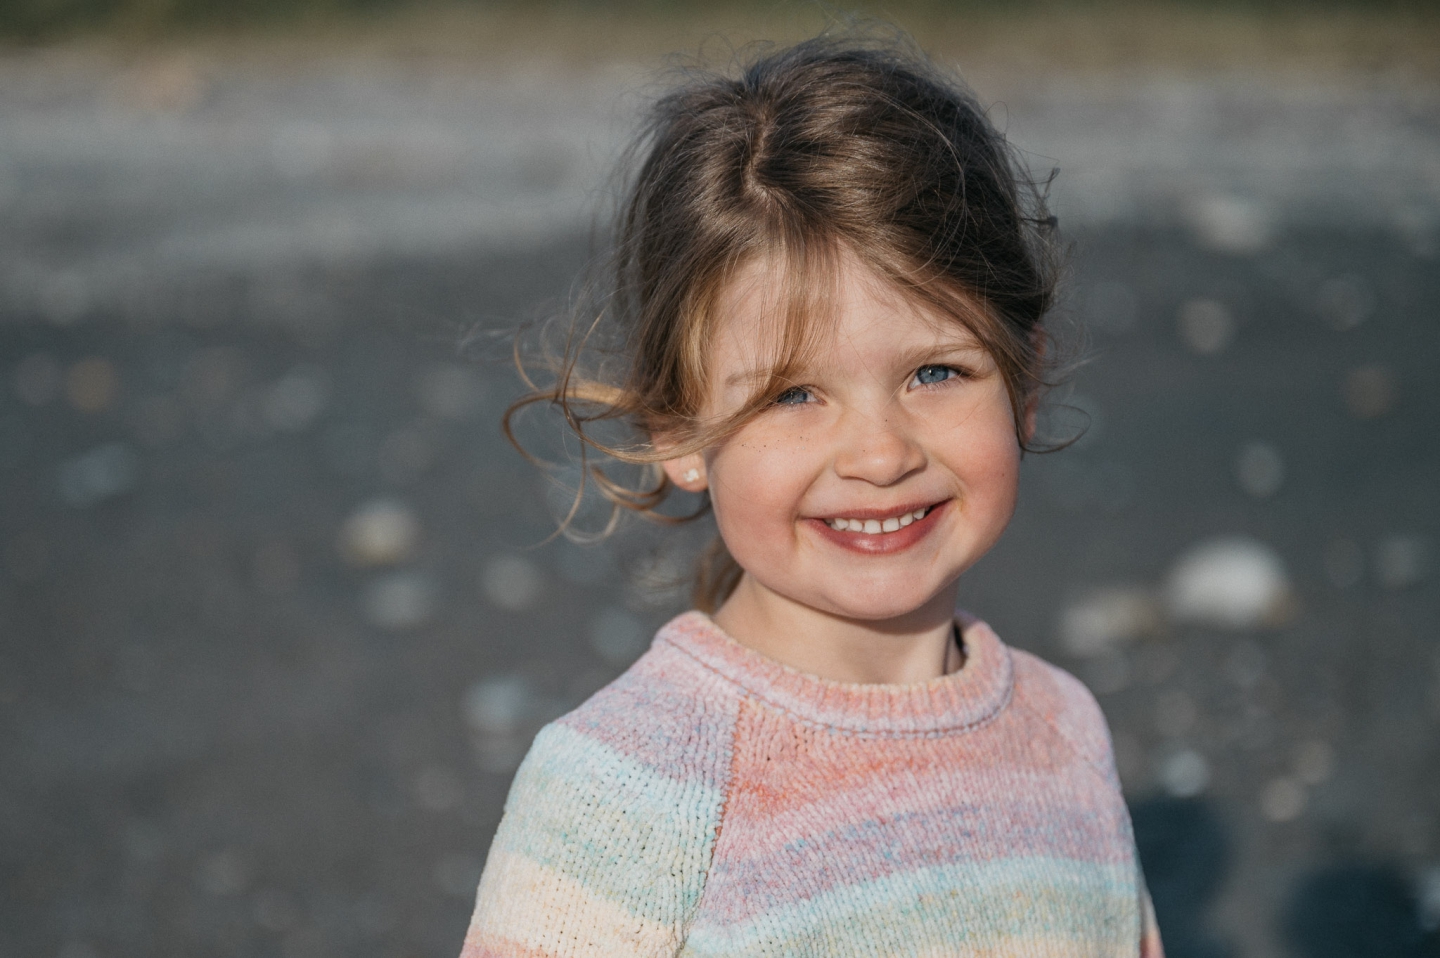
[462,35,1163,958]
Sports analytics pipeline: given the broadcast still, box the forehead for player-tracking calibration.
[709,250,984,379]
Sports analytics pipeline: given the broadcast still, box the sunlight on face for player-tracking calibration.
[697,250,1023,625]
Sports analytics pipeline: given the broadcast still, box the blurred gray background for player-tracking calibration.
[1,3,1437,957]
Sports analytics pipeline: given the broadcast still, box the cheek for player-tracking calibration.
[945,403,1023,513]
[706,432,815,548]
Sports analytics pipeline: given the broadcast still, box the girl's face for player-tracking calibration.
[664,251,1024,624]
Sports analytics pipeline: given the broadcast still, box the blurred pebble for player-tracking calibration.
[1375,534,1430,591]
[463,674,534,737]
[1323,538,1365,589]
[1293,739,1334,786]
[362,572,437,631]
[379,424,436,485]
[433,852,483,899]
[263,366,330,432]
[1158,748,1210,798]
[1177,299,1235,356]
[252,888,300,933]
[1155,688,1199,738]
[1316,274,1376,331]
[1260,776,1307,822]
[418,364,486,420]
[1083,280,1138,334]
[1058,586,1161,657]
[66,357,119,413]
[1234,441,1284,499]
[1225,640,1268,689]
[480,556,543,612]
[589,607,649,667]
[58,442,140,508]
[252,540,301,596]
[338,499,419,568]
[197,848,250,896]
[414,765,463,812]
[1190,194,1272,254]
[1164,536,1295,630]
[1343,364,1397,419]
[12,353,60,406]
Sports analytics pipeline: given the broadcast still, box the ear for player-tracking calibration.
[1023,390,1040,446]
[1023,327,1048,445]
[661,453,708,493]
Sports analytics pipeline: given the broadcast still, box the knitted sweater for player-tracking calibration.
[461,611,1164,958]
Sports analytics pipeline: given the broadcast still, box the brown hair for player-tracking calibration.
[506,31,1061,612]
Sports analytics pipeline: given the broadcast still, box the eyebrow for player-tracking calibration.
[721,337,988,389]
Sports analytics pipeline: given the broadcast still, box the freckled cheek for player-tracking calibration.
[708,436,818,538]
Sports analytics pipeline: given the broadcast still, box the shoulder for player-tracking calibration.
[541,626,743,793]
[470,626,740,955]
[1007,646,1116,778]
[512,628,743,812]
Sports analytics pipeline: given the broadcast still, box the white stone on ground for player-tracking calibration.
[338,499,420,567]
[480,555,544,612]
[1164,536,1294,630]
[362,571,437,631]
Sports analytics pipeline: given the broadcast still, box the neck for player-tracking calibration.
[712,574,963,684]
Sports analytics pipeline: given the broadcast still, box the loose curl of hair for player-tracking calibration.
[505,31,1062,613]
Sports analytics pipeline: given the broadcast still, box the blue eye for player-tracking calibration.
[774,386,813,405]
[914,365,958,386]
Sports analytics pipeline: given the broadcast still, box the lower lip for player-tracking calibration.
[805,501,949,556]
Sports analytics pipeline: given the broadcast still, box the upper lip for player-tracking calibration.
[810,499,946,521]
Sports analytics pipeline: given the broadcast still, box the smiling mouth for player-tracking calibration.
[822,504,935,535]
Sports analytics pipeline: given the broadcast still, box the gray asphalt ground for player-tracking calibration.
[1,49,1438,958]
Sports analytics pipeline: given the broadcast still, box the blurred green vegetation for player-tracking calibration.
[2,0,1436,43]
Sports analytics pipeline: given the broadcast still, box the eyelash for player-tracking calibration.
[770,365,966,406]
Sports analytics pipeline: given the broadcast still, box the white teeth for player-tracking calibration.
[826,506,930,534]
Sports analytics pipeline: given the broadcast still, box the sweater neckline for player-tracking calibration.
[656,610,1014,736]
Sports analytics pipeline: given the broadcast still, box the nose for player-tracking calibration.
[832,407,926,487]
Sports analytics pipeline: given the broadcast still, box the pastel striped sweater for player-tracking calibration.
[461,611,1164,958]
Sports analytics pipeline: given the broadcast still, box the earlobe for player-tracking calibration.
[661,454,708,492]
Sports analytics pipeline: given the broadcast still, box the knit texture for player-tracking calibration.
[461,611,1165,958]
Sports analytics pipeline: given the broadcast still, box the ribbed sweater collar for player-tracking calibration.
[656,610,1014,737]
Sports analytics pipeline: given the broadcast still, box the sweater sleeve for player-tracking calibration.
[458,720,724,958]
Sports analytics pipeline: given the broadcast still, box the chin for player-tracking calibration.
[815,585,944,623]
